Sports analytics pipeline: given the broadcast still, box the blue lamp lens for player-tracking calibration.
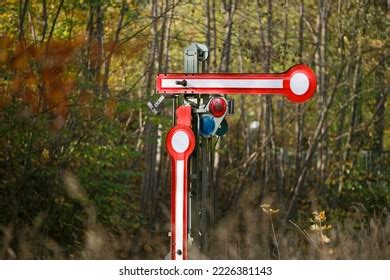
[200,115,215,136]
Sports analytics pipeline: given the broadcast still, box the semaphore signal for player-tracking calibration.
[148,42,317,260]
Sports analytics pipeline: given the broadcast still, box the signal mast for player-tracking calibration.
[148,43,316,260]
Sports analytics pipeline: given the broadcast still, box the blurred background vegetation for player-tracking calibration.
[0,0,388,259]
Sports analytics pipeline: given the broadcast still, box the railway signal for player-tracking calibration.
[150,43,317,260]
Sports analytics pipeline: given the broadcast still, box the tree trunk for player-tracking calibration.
[315,0,330,189]
[295,0,305,186]
[141,0,160,226]
[372,54,387,153]
[18,0,29,40]
[255,0,280,207]
[219,0,236,72]
[94,2,105,90]
[205,0,211,72]
[214,0,236,188]
[102,0,126,97]
[338,5,366,193]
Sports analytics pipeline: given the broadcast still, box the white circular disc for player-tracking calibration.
[171,131,190,153]
[290,72,309,96]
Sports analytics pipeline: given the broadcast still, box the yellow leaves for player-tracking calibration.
[114,39,147,60]
[313,210,327,223]
[261,204,280,215]
[42,148,50,161]
[310,224,332,231]
[106,6,116,19]
[342,35,349,45]
[72,10,88,21]
[310,210,332,245]
[369,39,384,48]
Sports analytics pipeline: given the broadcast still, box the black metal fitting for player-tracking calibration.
[175,79,187,87]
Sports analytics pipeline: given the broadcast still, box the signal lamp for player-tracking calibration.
[200,115,216,137]
[209,97,227,117]
[215,119,228,137]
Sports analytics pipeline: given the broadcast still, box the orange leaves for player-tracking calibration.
[71,32,87,49]
[26,44,44,60]
[79,90,94,106]
[0,49,7,64]
[78,90,95,118]
[42,66,63,86]
[105,41,117,54]
[0,34,85,132]
[105,98,117,120]
[48,88,66,111]
[10,77,23,94]
[12,41,28,70]
[50,115,65,132]
[44,41,75,66]
[26,72,38,88]
[90,37,148,65]
[89,39,103,70]
[23,89,39,113]
[0,87,11,111]
[0,31,121,131]
[0,35,13,49]
[44,77,75,121]
[114,39,147,60]
[0,35,13,64]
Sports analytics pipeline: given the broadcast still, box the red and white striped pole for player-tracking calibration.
[156,64,316,103]
[166,105,195,260]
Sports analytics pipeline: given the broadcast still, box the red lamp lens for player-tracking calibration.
[209,97,227,117]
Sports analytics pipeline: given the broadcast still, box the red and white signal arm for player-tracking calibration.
[156,64,316,103]
[166,105,195,260]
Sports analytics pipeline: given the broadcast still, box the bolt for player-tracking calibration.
[175,79,187,87]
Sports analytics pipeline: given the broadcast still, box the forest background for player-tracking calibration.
[0,0,388,259]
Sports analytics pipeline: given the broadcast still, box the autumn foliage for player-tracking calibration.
[0,1,388,260]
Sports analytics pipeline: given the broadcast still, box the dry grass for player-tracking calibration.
[1,207,388,260]
[0,173,388,259]
[207,205,389,260]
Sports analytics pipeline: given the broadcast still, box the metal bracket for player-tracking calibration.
[147,95,167,115]
[227,98,234,115]
[184,43,209,74]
